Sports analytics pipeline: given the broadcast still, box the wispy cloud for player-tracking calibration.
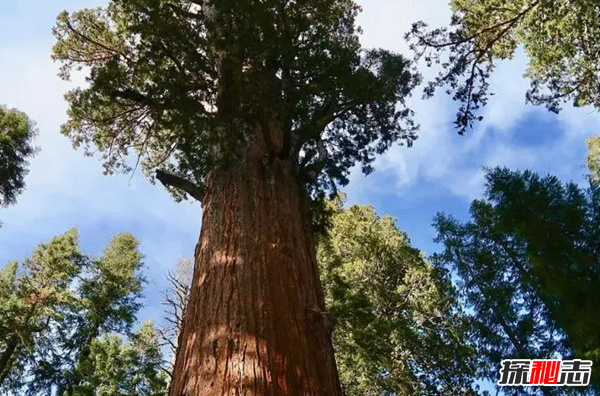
[348,1,600,206]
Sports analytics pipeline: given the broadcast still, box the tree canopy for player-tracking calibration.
[317,198,478,396]
[52,0,419,205]
[0,1,587,395]
[434,167,600,395]
[406,0,600,173]
[0,229,83,392]
[0,230,165,396]
[0,104,37,215]
[73,321,167,396]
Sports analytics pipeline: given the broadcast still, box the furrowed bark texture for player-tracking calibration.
[169,156,342,396]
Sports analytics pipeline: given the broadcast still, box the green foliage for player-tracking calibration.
[78,233,145,334]
[51,0,418,202]
[317,198,478,396]
[0,230,83,392]
[0,231,160,396]
[72,321,167,396]
[36,234,146,396]
[433,167,600,395]
[407,0,600,143]
[587,136,600,181]
[0,104,37,213]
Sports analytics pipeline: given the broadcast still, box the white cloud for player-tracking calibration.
[349,0,600,204]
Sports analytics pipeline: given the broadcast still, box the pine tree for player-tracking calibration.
[51,1,419,394]
[0,231,148,396]
[34,233,146,396]
[0,230,83,392]
[72,321,168,396]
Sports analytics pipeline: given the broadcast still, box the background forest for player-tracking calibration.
[1,0,600,395]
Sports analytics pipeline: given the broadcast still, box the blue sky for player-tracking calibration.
[1,0,599,389]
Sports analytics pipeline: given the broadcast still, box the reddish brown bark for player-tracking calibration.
[168,153,343,396]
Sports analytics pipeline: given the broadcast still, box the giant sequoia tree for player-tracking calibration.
[51,1,418,395]
[160,203,479,395]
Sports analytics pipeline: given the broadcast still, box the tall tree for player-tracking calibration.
[73,321,168,396]
[433,167,600,395]
[406,0,600,173]
[0,104,37,224]
[57,233,146,396]
[29,233,146,396]
[162,202,479,395]
[317,199,478,396]
[0,231,147,396]
[51,1,419,395]
[0,230,83,392]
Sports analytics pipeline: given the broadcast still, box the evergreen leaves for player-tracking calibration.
[318,199,478,396]
[434,167,600,395]
[0,230,166,396]
[406,0,600,173]
[51,0,418,201]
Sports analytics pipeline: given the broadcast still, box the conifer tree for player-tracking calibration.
[51,1,419,394]
[0,230,83,392]
[434,167,600,395]
[0,231,148,396]
[161,202,479,395]
[72,321,168,396]
[317,199,478,396]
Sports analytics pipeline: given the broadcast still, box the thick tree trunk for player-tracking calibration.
[168,156,342,396]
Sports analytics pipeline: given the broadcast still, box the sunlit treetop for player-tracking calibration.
[52,0,419,202]
[406,0,600,139]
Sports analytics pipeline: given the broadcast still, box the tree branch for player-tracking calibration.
[111,88,155,106]
[418,1,539,50]
[303,138,328,183]
[294,98,358,156]
[156,169,204,202]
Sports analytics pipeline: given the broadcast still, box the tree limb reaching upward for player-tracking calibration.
[156,170,204,202]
